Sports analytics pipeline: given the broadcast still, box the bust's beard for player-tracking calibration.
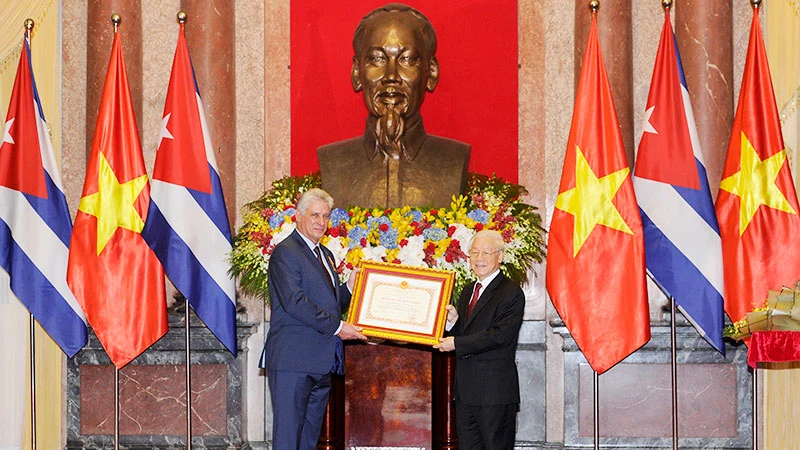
[375,106,405,162]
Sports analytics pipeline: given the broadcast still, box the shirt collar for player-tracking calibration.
[297,231,319,252]
[477,269,501,287]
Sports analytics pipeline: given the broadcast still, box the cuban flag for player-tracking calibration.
[633,11,725,353]
[0,34,87,356]
[142,23,237,354]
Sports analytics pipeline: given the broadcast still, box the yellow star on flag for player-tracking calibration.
[78,152,149,255]
[720,131,797,236]
[555,145,633,256]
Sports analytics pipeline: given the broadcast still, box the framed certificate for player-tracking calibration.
[347,261,456,346]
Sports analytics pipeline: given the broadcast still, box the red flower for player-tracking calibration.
[430,209,438,215]
[393,258,401,264]
[410,221,419,227]
[413,227,423,236]
[447,225,456,237]
[379,223,390,232]
[385,208,392,215]
[328,227,340,237]
[475,223,484,231]
[348,210,354,217]
[399,239,408,247]
[360,237,367,247]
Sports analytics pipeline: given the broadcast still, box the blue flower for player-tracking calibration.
[348,226,368,248]
[367,215,391,230]
[423,227,448,242]
[329,208,349,226]
[379,228,399,249]
[467,209,490,224]
[269,208,294,229]
[405,210,423,222]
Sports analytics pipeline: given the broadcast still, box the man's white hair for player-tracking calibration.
[297,188,334,213]
[469,229,505,252]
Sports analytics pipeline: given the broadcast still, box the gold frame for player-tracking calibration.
[347,261,455,346]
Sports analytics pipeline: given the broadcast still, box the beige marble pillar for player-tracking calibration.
[180,1,237,228]
[86,1,142,159]
[676,0,734,199]
[574,0,634,165]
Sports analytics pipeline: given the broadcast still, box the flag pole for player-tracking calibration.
[753,367,758,449]
[593,370,599,450]
[670,296,679,450]
[115,367,120,450]
[23,22,39,450]
[29,313,37,450]
[185,297,193,449]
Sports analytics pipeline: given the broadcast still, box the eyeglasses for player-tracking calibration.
[468,249,502,259]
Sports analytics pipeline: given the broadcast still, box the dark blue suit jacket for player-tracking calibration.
[261,230,351,374]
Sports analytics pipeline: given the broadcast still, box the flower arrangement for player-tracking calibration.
[229,172,546,303]
[723,280,800,340]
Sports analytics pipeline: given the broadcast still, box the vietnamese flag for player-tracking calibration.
[67,28,167,369]
[545,13,649,374]
[715,7,800,325]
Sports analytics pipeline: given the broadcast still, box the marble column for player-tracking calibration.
[574,0,634,165]
[676,0,734,199]
[180,0,237,228]
[86,0,143,159]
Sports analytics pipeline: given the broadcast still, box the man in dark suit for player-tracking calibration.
[260,188,367,450]
[434,229,525,449]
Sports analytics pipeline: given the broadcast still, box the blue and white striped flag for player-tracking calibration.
[142,23,237,354]
[0,34,87,356]
[633,11,725,353]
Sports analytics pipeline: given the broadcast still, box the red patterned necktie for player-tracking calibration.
[467,282,482,317]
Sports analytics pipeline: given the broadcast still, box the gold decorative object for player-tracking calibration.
[724,280,800,340]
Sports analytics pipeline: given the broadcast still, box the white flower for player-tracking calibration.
[272,222,296,246]
[362,245,387,262]
[397,235,426,266]
[449,223,475,253]
[324,237,349,266]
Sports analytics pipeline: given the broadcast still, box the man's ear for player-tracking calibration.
[426,56,439,92]
[351,58,362,92]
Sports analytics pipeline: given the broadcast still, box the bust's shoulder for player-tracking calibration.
[422,135,471,157]
[317,137,364,159]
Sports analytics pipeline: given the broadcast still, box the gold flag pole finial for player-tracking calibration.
[751,0,762,8]
[111,14,121,32]
[589,0,600,14]
[662,0,673,10]
[177,11,187,25]
[24,18,35,37]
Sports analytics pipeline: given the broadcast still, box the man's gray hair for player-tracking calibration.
[469,230,505,252]
[296,188,334,213]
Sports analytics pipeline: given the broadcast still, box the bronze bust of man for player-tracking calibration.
[318,3,471,209]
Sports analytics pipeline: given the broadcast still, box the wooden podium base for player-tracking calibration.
[318,349,457,450]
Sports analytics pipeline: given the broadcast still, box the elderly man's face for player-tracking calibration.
[352,14,438,120]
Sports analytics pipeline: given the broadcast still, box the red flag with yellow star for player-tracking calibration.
[67,29,167,369]
[545,14,649,374]
[715,8,800,325]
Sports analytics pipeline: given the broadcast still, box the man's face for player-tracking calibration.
[352,13,438,120]
[468,236,503,281]
[295,199,331,243]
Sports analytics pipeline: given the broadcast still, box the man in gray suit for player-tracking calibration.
[260,188,367,450]
[434,229,525,449]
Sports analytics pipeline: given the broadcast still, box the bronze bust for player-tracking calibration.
[318,3,471,209]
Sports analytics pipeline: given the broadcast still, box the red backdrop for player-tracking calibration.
[290,0,519,183]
